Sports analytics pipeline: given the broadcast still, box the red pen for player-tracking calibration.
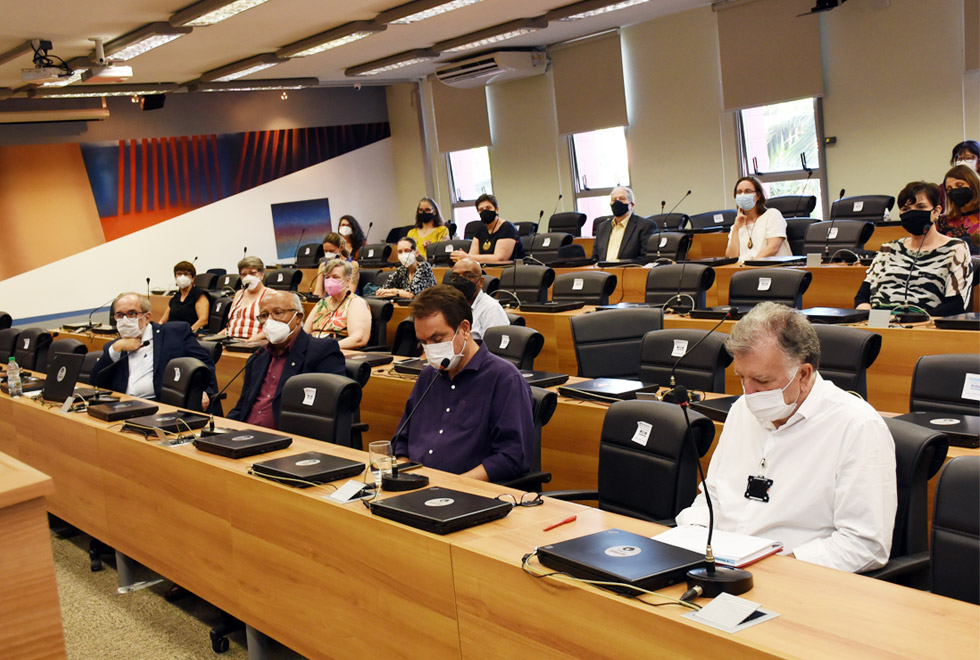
[543,515,577,531]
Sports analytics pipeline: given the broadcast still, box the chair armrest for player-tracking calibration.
[861,551,930,583]
[351,423,369,433]
[501,471,552,493]
[360,345,391,353]
[542,489,599,502]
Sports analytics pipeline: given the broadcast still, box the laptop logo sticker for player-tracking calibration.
[604,545,642,558]
[425,498,455,507]
[231,434,254,442]
[156,415,176,422]
[56,367,67,382]
[929,418,961,426]
[296,459,321,466]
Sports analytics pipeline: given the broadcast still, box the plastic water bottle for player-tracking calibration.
[7,357,22,398]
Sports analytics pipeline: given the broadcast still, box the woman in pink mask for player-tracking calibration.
[304,258,370,348]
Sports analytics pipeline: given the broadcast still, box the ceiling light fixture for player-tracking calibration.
[186,77,320,92]
[103,23,192,61]
[40,69,87,87]
[548,0,651,21]
[380,0,485,25]
[28,83,179,99]
[171,0,271,27]
[437,18,548,53]
[277,21,386,58]
[345,49,439,77]
[200,53,282,82]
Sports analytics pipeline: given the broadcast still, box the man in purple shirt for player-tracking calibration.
[393,285,533,482]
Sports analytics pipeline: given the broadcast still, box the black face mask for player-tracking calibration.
[947,187,975,208]
[416,210,435,223]
[611,200,630,217]
[900,209,933,236]
[449,276,478,303]
[479,208,497,225]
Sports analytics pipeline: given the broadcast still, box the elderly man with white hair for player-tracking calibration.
[676,302,897,573]
[591,186,654,262]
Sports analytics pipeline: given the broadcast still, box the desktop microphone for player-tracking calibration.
[551,193,563,221]
[243,246,248,257]
[822,189,846,261]
[84,295,118,332]
[665,190,692,218]
[201,351,256,436]
[791,154,814,219]
[661,308,736,404]
[662,195,696,314]
[193,255,199,264]
[674,384,754,599]
[146,277,151,299]
[293,227,307,264]
[364,221,373,243]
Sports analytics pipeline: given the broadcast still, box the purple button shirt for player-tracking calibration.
[392,344,533,482]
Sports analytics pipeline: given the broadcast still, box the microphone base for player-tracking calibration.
[200,426,237,437]
[661,388,702,404]
[893,312,930,324]
[686,565,753,598]
[381,473,429,491]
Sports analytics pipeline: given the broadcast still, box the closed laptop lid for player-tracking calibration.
[345,353,394,367]
[895,412,980,446]
[801,307,870,324]
[371,487,511,526]
[393,358,425,375]
[197,429,291,450]
[561,378,655,396]
[933,313,980,330]
[252,451,365,484]
[743,256,806,266]
[520,371,569,388]
[125,411,210,433]
[42,352,84,401]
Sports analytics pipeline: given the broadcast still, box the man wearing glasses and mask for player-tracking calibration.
[228,290,345,429]
[91,292,216,409]
[448,258,509,341]
[393,286,532,482]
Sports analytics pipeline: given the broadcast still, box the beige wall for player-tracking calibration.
[385,83,430,227]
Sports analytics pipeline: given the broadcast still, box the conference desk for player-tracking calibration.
[1,392,976,659]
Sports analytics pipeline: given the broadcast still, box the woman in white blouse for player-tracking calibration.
[725,175,792,262]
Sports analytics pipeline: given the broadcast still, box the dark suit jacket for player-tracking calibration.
[227,329,345,426]
[592,212,654,261]
[91,321,215,396]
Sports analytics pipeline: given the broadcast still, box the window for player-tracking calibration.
[448,146,492,228]
[569,126,630,236]
[736,98,827,218]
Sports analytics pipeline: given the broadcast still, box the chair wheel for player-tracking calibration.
[210,632,229,654]
[90,559,103,572]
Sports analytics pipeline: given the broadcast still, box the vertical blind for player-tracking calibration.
[551,32,629,135]
[430,79,491,153]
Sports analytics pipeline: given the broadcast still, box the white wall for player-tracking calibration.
[1,138,397,322]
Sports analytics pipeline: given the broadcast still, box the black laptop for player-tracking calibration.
[536,528,705,594]
[223,340,266,353]
[345,352,395,368]
[801,307,870,324]
[193,429,293,458]
[558,378,660,403]
[595,302,658,311]
[251,451,365,487]
[123,411,210,435]
[689,257,738,267]
[521,370,569,388]
[689,305,751,320]
[743,255,806,267]
[87,399,160,421]
[933,313,980,331]
[41,352,85,403]
[520,301,586,313]
[894,412,980,448]
[393,358,425,376]
[368,486,512,534]
[690,395,742,423]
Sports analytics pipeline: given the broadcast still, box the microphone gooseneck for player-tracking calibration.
[823,189,846,259]
[661,308,734,403]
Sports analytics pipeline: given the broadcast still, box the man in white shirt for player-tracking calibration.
[676,302,896,572]
[448,258,510,341]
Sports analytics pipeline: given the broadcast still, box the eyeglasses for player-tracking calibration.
[113,311,145,320]
[256,309,298,323]
[496,492,543,508]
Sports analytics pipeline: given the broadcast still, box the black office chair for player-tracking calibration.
[687,210,736,232]
[278,373,362,448]
[42,338,88,373]
[802,220,875,257]
[647,213,689,232]
[216,273,241,293]
[909,354,980,415]
[506,313,526,327]
[529,232,574,263]
[546,400,715,525]
[357,268,383,294]
[728,268,812,309]
[447,222,457,239]
[863,417,948,588]
[831,195,895,223]
[193,273,218,291]
[358,243,392,268]
[206,267,226,277]
[382,225,411,244]
[645,264,715,309]
[498,386,556,493]
[373,269,394,288]
[496,265,555,305]
[638,329,731,393]
[569,308,664,379]
[548,212,586,237]
[785,217,819,255]
[344,359,372,450]
[0,328,19,363]
[263,268,302,291]
[463,221,482,240]
[767,195,817,218]
[296,243,325,268]
[483,326,544,371]
[196,339,223,366]
[206,296,233,335]
[813,325,882,399]
[0,311,11,330]
[157,357,211,412]
[361,298,394,352]
[930,456,979,604]
[514,221,538,237]
[12,328,52,372]
[390,316,421,357]
[645,232,691,262]
[552,271,617,306]
[77,352,101,385]
[427,239,471,265]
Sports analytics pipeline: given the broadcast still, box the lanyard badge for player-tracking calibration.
[745,458,773,502]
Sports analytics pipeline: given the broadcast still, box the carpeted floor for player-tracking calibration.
[51,526,305,659]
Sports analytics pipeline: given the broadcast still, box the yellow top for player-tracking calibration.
[407,225,450,260]
[605,215,628,261]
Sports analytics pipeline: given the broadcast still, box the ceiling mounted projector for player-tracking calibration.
[22,67,66,84]
[81,65,134,83]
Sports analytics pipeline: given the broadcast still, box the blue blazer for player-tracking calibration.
[227,330,345,426]
[90,321,215,396]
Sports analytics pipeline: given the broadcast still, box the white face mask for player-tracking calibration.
[954,158,979,172]
[423,327,463,371]
[263,313,297,345]
[338,226,352,236]
[242,274,261,290]
[742,367,800,424]
[323,252,339,261]
[116,316,143,339]
[175,275,192,289]
[735,193,757,211]
[398,251,417,267]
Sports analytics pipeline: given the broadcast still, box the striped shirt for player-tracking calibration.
[863,238,972,314]
[226,288,266,339]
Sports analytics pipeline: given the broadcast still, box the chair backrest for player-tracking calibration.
[569,308,664,378]
[785,217,819,255]
[207,296,234,334]
[278,373,362,448]
[497,265,555,304]
[646,213,689,232]
[264,268,302,291]
[206,267,227,276]
[296,243,325,268]
[515,221,538,237]
[439,269,499,295]
[44,338,87,373]
[463,221,482,240]
[157,357,211,412]
[12,328,52,371]
[364,297,393,348]
[384,225,413,244]
[447,222,457,239]
[357,268,383,293]
[78,352,100,385]
[687,210,736,231]
[831,194,895,222]
[344,358,372,387]
[552,271,617,306]
[373,270,391,287]
[529,232,574,263]
[216,273,241,292]
[596,400,715,523]
[881,417,948,559]
[428,240,472,264]
[359,243,392,267]
[0,312,11,330]
[529,386,558,472]
[728,268,811,309]
[548,212,586,237]
[910,353,980,415]
[197,339,223,366]
[931,456,980,605]
[813,325,882,399]
[506,313,525,326]
[645,264,715,308]
[645,232,692,261]
[483,326,544,371]
[638,329,731,392]
[0,328,19,363]
[767,195,817,218]
[194,273,218,291]
[391,316,421,357]
[802,219,875,255]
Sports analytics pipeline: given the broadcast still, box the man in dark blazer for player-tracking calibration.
[91,292,216,408]
[227,290,345,429]
[591,186,654,262]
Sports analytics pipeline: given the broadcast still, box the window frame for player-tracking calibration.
[568,125,631,236]
[447,145,493,223]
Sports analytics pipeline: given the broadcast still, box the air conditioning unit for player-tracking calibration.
[434,51,548,89]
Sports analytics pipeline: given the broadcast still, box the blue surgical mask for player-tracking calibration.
[735,193,757,211]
